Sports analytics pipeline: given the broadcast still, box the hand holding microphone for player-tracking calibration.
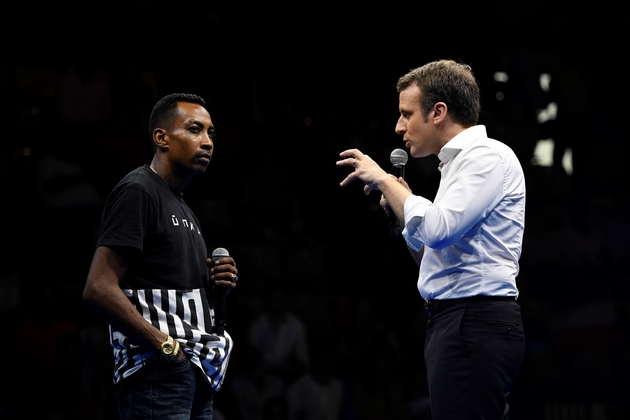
[210,247,237,336]
[337,148,409,235]
[389,148,408,237]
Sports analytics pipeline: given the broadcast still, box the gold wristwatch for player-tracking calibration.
[160,335,180,360]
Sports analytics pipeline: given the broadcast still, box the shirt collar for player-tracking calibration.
[437,125,487,168]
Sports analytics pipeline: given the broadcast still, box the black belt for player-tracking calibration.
[424,295,516,318]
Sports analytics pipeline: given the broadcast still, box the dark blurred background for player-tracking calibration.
[1,1,629,419]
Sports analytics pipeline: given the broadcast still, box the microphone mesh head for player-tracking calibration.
[390,148,408,166]
[211,247,230,258]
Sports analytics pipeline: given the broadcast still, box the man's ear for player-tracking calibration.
[432,102,447,125]
[153,128,168,150]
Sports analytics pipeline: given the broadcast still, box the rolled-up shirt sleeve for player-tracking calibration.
[402,195,432,251]
[401,143,504,252]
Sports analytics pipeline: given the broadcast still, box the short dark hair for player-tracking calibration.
[148,93,207,149]
[396,59,480,127]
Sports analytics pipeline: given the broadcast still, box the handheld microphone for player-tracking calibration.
[389,149,408,237]
[211,247,230,335]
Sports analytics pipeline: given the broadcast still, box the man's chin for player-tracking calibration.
[410,148,433,159]
[190,165,208,176]
[409,148,422,159]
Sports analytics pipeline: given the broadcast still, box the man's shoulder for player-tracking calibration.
[111,166,158,194]
[118,165,151,185]
[103,166,160,208]
[462,130,514,158]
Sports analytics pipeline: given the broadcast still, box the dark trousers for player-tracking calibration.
[115,356,214,420]
[424,298,525,420]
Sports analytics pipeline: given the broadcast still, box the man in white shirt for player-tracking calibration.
[336,59,526,420]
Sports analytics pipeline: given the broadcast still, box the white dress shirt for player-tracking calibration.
[402,125,525,301]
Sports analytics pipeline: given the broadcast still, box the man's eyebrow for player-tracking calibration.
[184,119,215,136]
[186,119,214,129]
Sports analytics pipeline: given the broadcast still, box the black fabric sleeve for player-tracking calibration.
[97,185,155,253]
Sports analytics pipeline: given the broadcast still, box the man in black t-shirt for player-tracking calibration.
[84,93,239,419]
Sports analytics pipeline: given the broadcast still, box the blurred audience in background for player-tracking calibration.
[1,11,628,416]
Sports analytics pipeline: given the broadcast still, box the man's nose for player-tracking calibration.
[395,118,406,134]
[202,134,213,149]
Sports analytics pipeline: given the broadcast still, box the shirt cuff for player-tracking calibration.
[402,195,432,251]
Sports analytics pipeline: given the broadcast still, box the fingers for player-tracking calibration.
[339,172,357,187]
[380,194,391,216]
[338,148,361,159]
[209,257,238,285]
[217,277,237,291]
[336,156,357,169]
[218,272,238,282]
[337,149,368,167]
[208,256,234,266]
[337,149,380,191]
[362,182,380,195]
[380,193,389,208]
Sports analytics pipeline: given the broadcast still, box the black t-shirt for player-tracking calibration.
[98,164,208,290]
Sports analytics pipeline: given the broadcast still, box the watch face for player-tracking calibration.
[162,338,175,355]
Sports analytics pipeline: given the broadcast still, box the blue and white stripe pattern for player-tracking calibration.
[110,288,232,391]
